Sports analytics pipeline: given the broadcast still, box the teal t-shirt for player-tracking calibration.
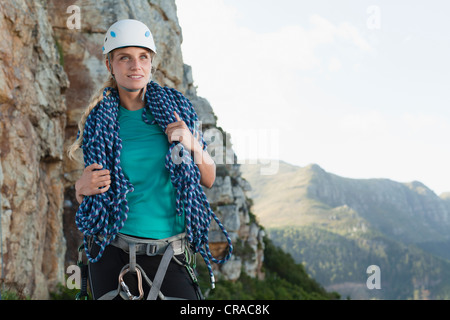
[118,105,185,239]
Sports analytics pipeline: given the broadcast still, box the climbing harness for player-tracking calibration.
[76,232,202,300]
[75,81,233,290]
[98,233,186,300]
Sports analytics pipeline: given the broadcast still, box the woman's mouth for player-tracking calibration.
[128,75,144,80]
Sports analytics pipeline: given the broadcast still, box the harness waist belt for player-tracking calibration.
[109,233,186,256]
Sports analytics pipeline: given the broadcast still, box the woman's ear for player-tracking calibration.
[105,58,110,72]
[105,54,114,75]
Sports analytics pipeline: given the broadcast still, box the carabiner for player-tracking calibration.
[118,267,144,300]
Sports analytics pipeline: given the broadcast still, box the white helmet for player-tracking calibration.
[102,19,157,55]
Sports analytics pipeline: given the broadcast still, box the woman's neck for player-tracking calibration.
[118,86,145,111]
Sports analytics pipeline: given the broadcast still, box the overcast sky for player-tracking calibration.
[175,0,450,195]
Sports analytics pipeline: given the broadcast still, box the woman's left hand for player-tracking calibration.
[165,111,202,154]
[165,111,216,188]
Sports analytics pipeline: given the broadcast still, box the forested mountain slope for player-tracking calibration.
[241,161,450,299]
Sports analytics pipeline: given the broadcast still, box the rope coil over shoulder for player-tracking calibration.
[75,81,233,286]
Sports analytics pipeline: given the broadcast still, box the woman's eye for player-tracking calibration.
[140,55,149,59]
[120,56,129,61]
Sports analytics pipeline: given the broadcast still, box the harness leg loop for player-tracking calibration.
[147,243,174,300]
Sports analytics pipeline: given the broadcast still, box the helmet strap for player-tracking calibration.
[118,84,142,93]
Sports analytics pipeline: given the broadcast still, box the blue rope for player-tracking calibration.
[75,81,233,285]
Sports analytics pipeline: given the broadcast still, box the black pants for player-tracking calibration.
[88,239,201,300]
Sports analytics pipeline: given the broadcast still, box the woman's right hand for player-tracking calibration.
[75,163,111,204]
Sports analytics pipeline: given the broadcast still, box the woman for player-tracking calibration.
[68,19,232,300]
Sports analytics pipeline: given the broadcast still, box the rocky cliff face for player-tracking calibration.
[0,0,263,299]
[0,0,68,299]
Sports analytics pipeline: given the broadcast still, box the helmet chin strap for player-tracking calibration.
[118,84,141,93]
[118,84,146,102]
[117,81,146,102]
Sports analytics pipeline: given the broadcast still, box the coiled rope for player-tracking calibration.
[75,81,232,285]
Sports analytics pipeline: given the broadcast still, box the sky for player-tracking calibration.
[175,0,450,195]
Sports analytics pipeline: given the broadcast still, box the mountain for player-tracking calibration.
[240,161,450,299]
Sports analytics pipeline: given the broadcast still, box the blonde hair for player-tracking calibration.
[67,74,117,162]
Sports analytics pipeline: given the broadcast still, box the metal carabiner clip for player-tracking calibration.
[118,267,144,300]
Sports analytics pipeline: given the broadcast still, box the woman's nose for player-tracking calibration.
[130,58,141,70]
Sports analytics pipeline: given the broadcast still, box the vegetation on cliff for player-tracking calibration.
[197,236,339,300]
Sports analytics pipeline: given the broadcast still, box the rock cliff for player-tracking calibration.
[0,0,68,299]
[0,0,263,299]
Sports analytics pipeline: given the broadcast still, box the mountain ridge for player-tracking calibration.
[240,160,450,299]
[241,160,450,244]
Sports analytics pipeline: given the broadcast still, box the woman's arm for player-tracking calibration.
[165,112,216,188]
[192,147,216,188]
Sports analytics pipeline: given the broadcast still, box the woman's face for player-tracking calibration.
[107,46,152,91]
